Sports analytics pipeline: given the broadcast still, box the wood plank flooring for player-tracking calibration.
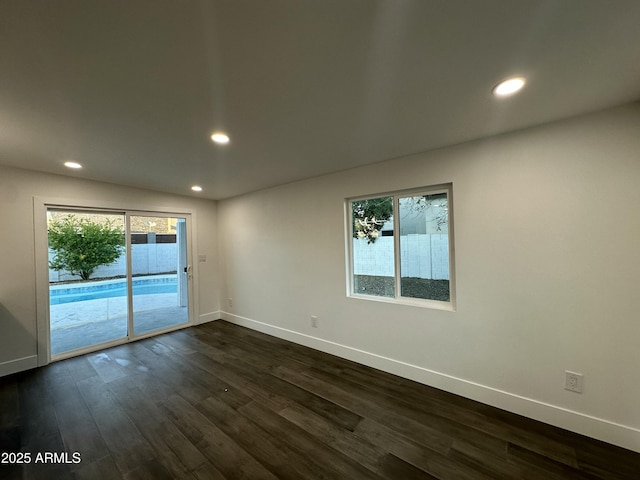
[1,320,639,479]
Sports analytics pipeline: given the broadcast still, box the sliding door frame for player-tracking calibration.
[126,210,193,339]
[34,197,198,365]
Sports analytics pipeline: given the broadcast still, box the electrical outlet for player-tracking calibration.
[310,315,318,328]
[228,298,233,308]
[565,371,583,393]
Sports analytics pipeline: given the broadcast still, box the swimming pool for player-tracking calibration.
[50,276,178,305]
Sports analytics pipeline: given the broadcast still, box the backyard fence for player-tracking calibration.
[353,233,449,280]
[51,235,449,282]
[49,243,178,282]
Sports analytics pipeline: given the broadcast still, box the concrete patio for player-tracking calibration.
[50,292,189,355]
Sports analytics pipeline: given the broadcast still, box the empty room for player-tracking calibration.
[1,1,640,478]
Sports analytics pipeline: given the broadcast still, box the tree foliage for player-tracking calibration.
[48,215,125,281]
[352,197,393,243]
[352,194,448,243]
[400,193,449,232]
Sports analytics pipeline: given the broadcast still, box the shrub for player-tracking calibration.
[48,215,125,281]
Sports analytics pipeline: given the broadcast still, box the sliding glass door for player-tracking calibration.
[48,208,192,358]
[129,214,190,336]
[48,210,128,354]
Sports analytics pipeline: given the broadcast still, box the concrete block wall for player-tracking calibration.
[49,244,178,282]
[353,233,449,280]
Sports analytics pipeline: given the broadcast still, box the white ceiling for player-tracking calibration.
[1,0,640,200]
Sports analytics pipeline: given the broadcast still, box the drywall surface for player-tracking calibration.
[0,165,219,373]
[218,103,640,451]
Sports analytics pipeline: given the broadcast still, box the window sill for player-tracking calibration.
[348,293,456,312]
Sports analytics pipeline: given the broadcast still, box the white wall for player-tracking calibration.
[0,165,220,373]
[217,103,640,451]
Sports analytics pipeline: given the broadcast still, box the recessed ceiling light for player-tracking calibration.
[64,161,83,169]
[493,77,526,97]
[210,132,230,144]
[191,185,203,192]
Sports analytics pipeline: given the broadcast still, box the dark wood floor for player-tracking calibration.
[1,321,639,479]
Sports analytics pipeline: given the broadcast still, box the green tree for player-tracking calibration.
[48,215,125,281]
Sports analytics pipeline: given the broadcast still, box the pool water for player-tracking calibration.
[50,277,178,305]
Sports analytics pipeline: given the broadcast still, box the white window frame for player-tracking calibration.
[345,183,456,311]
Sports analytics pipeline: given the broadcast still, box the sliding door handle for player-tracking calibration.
[183,265,192,279]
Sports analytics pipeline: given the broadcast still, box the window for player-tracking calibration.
[347,184,455,310]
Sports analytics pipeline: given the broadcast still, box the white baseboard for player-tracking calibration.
[220,311,640,453]
[0,355,38,377]
[195,311,221,325]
